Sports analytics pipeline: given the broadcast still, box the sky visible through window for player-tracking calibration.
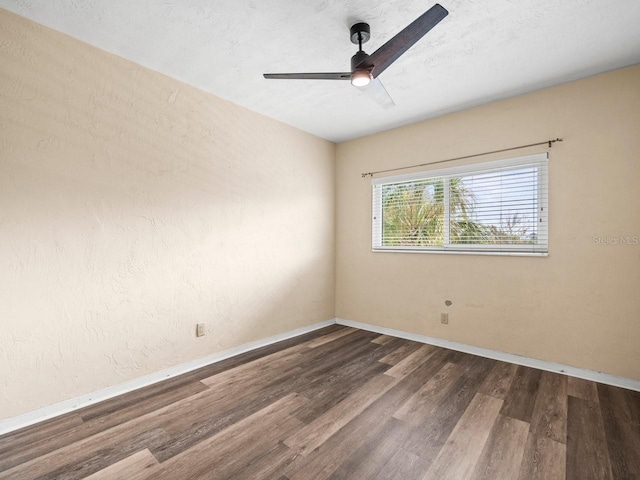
[458,166,539,243]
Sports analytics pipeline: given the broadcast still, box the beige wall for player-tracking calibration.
[336,65,640,380]
[0,9,335,420]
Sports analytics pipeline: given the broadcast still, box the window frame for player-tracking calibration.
[371,153,549,256]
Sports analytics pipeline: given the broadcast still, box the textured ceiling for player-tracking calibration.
[2,0,640,142]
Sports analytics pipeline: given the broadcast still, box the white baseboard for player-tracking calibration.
[336,318,640,392]
[0,319,336,437]
[3,316,638,436]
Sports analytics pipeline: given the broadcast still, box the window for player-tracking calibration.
[372,153,548,255]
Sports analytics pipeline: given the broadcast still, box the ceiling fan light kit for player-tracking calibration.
[263,3,449,108]
[351,70,372,87]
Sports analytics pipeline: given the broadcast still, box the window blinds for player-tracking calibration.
[372,153,548,255]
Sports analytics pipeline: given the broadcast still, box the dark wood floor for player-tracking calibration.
[1,325,639,480]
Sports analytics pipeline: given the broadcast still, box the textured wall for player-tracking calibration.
[336,65,640,380]
[0,9,335,420]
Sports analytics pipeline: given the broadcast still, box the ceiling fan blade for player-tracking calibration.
[263,72,351,80]
[363,3,448,78]
[357,78,395,109]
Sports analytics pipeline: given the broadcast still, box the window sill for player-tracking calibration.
[371,248,548,257]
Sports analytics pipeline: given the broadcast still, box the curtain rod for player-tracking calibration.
[361,138,563,178]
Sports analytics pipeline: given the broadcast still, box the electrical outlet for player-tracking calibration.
[196,323,206,337]
[440,313,449,324]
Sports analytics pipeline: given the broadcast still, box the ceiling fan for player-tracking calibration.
[263,3,449,109]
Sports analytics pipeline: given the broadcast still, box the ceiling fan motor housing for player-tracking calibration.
[351,50,371,71]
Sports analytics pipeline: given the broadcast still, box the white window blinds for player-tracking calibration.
[372,153,548,255]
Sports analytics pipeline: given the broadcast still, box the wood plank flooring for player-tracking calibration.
[1,325,638,480]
